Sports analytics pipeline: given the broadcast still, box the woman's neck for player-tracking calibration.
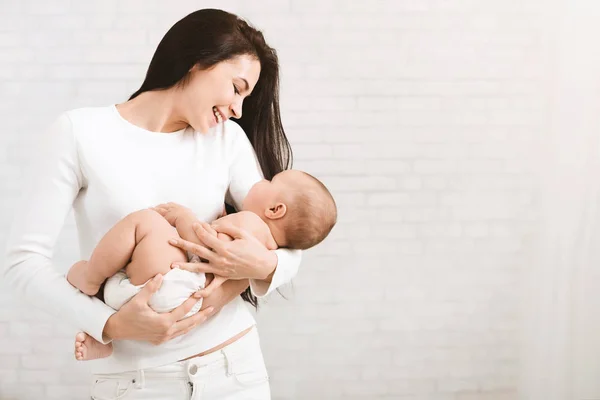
[116,90,189,133]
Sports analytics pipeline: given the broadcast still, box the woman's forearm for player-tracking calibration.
[102,312,120,342]
[249,248,302,297]
[4,253,116,344]
[259,250,278,282]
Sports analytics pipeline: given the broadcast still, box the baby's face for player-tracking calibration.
[243,170,302,215]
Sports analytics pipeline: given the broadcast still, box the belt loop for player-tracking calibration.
[133,369,145,389]
[222,349,233,377]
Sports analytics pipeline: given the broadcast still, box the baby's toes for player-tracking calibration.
[75,332,87,343]
[78,344,87,359]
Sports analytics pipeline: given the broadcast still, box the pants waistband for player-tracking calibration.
[93,325,259,382]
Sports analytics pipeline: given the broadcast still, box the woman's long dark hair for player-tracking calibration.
[129,9,292,308]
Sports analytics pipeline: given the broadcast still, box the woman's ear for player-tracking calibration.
[188,63,202,74]
[264,203,287,220]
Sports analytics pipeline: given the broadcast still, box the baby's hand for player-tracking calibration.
[152,202,194,226]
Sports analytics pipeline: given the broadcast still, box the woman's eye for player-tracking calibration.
[233,85,240,95]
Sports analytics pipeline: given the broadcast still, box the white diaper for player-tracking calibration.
[104,269,206,318]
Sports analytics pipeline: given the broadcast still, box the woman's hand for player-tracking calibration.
[168,222,277,280]
[200,278,250,312]
[196,273,229,299]
[103,274,216,345]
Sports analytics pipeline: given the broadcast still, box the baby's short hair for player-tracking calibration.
[282,172,337,250]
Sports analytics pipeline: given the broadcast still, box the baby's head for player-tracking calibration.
[243,170,337,250]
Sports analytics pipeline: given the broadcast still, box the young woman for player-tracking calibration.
[3,9,301,399]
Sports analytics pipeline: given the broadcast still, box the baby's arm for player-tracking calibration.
[152,203,221,247]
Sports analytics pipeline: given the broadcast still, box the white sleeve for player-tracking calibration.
[225,122,302,298]
[2,113,116,344]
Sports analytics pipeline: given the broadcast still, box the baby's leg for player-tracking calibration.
[70,211,146,360]
[66,211,141,296]
[71,210,188,361]
[67,209,187,294]
[125,209,188,285]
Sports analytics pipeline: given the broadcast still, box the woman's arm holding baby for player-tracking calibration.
[3,113,217,347]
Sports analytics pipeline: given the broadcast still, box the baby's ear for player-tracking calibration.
[265,203,287,220]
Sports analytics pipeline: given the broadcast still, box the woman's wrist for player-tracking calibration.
[260,251,278,282]
[102,312,120,342]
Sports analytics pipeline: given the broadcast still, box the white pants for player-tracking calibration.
[90,327,270,400]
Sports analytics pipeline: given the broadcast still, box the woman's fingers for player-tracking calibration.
[154,202,176,209]
[133,274,163,304]
[204,223,219,237]
[210,222,250,241]
[168,302,216,339]
[168,294,204,322]
[152,203,180,215]
[168,238,216,262]
[171,261,219,275]
[175,324,196,339]
[191,223,226,252]
[195,275,228,298]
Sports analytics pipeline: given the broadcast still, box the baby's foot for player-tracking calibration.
[74,332,113,361]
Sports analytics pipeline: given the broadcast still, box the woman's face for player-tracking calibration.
[180,54,261,134]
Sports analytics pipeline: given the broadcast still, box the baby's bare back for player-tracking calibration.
[213,211,275,249]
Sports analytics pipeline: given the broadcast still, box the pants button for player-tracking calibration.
[188,364,198,375]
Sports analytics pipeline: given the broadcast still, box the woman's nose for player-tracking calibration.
[230,101,242,119]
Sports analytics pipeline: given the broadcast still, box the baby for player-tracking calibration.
[68,169,337,361]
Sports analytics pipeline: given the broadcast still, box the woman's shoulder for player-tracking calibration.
[62,104,115,128]
[41,105,115,146]
[55,105,125,147]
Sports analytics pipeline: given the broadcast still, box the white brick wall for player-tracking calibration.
[0,0,546,399]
